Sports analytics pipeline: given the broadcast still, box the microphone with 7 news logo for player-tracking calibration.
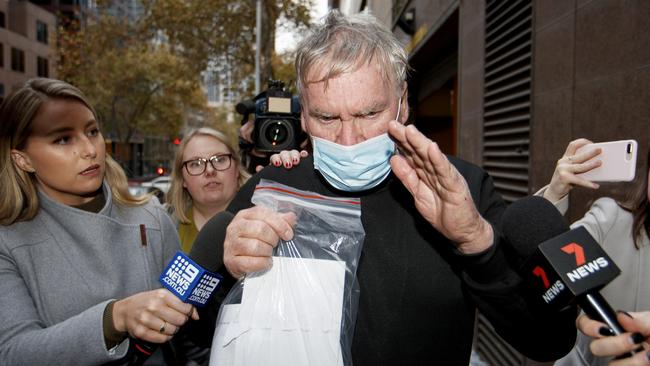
[522,226,624,334]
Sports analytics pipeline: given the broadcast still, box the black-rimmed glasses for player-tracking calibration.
[183,154,233,176]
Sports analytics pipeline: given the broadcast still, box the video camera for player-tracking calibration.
[236,80,302,152]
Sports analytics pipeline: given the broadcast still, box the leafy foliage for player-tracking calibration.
[144,0,312,97]
[57,0,313,143]
[57,15,206,142]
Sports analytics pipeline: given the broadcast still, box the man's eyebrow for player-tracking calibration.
[352,101,387,116]
[309,100,389,119]
[309,109,336,118]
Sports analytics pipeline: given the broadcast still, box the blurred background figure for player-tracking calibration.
[0,78,197,365]
[166,127,250,253]
[539,139,649,366]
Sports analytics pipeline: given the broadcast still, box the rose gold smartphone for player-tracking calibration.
[575,139,637,182]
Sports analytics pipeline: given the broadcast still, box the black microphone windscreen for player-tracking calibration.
[236,100,256,116]
[501,196,570,260]
[189,210,234,272]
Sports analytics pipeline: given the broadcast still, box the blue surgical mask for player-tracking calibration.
[312,97,402,192]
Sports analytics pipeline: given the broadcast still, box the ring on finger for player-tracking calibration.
[159,320,167,334]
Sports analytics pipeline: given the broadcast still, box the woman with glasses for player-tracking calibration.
[166,128,250,253]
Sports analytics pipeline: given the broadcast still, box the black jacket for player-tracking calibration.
[193,156,577,365]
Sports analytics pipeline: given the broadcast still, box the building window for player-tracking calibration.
[11,48,25,73]
[36,21,49,44]
[37,56,49,77]
[0,11,5,28]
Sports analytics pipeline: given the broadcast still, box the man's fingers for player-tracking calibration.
[389,121,461,194]
[224,207,297,278]
[390,155,419,196]
[397,124,434,167]
[230,255,274,277]
[238,207,296,241]
[235,219,285,248]
[390,122,441,176]
[233,237,277,258]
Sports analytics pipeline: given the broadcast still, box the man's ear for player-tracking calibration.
[10,149,35,173]
[300,109,308,133]
[399,85,409,124]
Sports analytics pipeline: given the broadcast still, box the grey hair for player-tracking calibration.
[295,10,410,99]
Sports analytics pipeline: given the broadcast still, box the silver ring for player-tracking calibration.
[159,320,167,334]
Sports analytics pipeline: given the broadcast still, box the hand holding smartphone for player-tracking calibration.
[575,140,637,182]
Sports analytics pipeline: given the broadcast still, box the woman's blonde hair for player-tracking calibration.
[0,78,149,225]
[166,127,250,224]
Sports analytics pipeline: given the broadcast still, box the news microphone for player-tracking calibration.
[188,210,234,272]
[501,196,624,335]
[128,213,233,365]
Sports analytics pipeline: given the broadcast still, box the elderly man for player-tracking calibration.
[200,10,576,365]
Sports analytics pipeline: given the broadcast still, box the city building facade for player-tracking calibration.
[0,0,56,101]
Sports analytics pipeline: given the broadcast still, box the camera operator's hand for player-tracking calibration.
[239,120,255,145]
[266,150,310,172]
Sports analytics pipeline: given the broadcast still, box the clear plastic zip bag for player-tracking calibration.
[210,179,365,366]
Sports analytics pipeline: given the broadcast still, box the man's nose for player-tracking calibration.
[337,121,361,146]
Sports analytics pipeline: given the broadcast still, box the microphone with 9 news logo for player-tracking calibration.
[129,251,223,364]
[501,196,624,335]
[159,251,223,307]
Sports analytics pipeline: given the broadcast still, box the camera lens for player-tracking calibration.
[265,121,289,146]
[255,118,296,152]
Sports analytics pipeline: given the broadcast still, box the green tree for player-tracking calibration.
[57,0,314,144]
[144,0,313,97]
[57,15,208,143]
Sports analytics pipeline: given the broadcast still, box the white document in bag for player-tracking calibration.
[210,256,346,366]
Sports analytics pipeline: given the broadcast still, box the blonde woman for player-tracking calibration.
[0,78,196,365]
[166,128,250,252]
